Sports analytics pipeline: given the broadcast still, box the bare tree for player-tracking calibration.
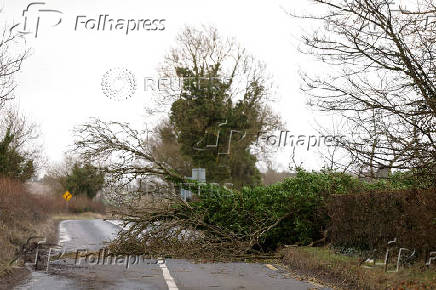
[42,154,77,194]
[294,0,436,176]
[0,25,27,108]
[72,119,187,204]
[153,26,276,109]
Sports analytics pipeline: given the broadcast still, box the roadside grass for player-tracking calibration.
[282,246,436,289]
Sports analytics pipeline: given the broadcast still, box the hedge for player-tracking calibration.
[327,189,436,257]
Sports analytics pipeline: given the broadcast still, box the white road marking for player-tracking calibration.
[105,219,178,289]
[158,259,178,290]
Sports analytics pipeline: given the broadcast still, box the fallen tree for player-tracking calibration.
[74,118,435,259]
[73,121,332,257]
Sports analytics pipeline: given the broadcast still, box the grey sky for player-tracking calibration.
[4,0,332,172]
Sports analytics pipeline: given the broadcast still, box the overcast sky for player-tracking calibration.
[3,0,337,173]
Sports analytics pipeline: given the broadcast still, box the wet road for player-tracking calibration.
[14,219,328,290]
[58,219,120,251]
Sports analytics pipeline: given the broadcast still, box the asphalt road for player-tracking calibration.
[14,219,329,290]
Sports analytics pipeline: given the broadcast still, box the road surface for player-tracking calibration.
[14,219,329,290]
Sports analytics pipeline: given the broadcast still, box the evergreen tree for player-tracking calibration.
[65,163,105,199]
[169,67,264,187]
[0,128,34,181]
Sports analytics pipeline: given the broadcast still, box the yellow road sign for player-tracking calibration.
[63,191,72,201]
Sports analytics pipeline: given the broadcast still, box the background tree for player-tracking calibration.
[261,161,294,185]
[295,0,436,177]
[42,155,77,195]
[65,162,105,199]
[150,119,192,177]
[158,26,281,187]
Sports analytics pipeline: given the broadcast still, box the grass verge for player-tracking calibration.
[282,246,435,289]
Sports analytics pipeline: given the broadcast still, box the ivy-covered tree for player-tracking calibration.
[160,26,281,188]
[65,163,105,199]
[0,128,34,181]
